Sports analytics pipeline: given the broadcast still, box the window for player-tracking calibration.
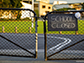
[45,11,49,14]
[23,1,32,4]
[30,1,32,4]
[48,7,51,9]
[34,4,38,7]
[42,5,46,8]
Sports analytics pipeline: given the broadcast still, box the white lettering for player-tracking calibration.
[51,23,76,28]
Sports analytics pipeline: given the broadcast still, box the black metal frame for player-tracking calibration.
[0,8,38,58]
[43,10,84,20]
[43,10,84,60]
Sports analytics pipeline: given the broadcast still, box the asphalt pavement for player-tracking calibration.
[0,33,84,63]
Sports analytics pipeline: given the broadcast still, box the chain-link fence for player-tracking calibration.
[43,11,84,60]
[0,8,38,58]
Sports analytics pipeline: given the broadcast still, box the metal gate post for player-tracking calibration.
[43,20,47,61]
[35,17,38,59]
[35,33,38,58]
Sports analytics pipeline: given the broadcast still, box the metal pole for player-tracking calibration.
[2,26,5,33]
[35,33,38,58]
[43,20,47,61]
[35,18,38,58]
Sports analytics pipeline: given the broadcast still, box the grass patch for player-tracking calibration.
[37,21,44,34]
[0,20,84,34]
[0,21,35,33]
[38,20,84,34]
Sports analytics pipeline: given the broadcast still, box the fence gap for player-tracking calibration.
[15,27,17,33]
[29,27,31,33]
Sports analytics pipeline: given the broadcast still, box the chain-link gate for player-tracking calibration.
[0,8,38,58]
[43,11,84,60]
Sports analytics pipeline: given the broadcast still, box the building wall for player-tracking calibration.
[34,2,39,10]
[35,0,49,3]
[39,1,52,17]
[53,1,67,5]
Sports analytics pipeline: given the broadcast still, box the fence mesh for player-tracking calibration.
[0,8,37,58]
